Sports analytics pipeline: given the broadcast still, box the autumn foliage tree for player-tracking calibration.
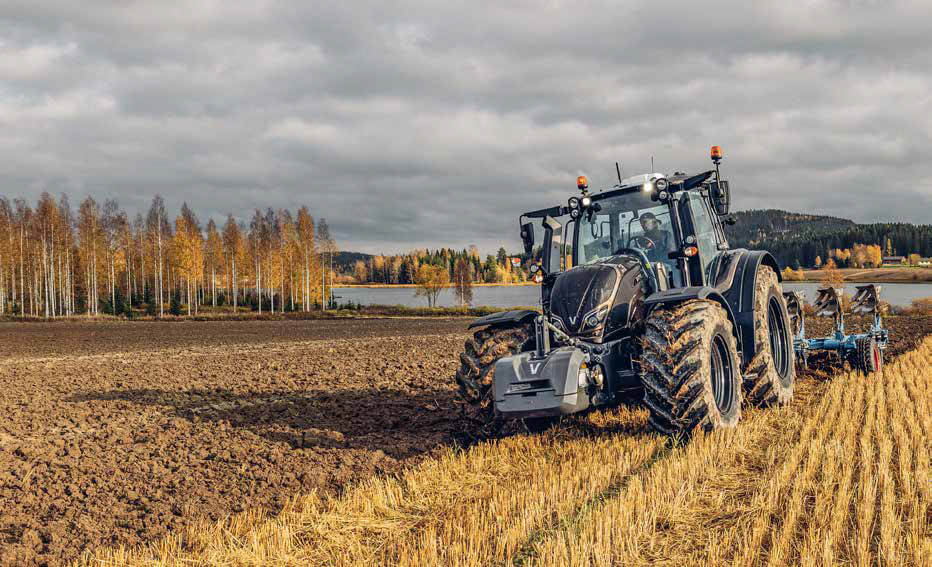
[453,257,473,306]
[0,192,335,318]
[414,264,450,307]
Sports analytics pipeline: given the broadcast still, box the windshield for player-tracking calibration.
[577,190,674,265]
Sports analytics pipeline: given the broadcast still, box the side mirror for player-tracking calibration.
[520,221,535,254]
[710,180,730,215]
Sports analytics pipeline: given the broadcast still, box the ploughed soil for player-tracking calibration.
[0,318,469,566]
[0,314,928,566]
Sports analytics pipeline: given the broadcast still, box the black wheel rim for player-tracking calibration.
[710,333,735,414]
[768,296,791,385]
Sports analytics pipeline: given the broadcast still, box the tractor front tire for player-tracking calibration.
[455,322,534,426]
[640,300,742,437]
[744,266,796,406]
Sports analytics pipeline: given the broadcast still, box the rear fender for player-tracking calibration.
[720,250,783,366]
[468,309,539,330]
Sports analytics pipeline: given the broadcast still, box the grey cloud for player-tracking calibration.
[0,1,930,255]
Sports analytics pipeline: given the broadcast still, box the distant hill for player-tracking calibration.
[725,209,856,247]
[726,209,931,269]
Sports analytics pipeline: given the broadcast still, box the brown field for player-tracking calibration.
[0,318,467,566]
[0,316,929,565]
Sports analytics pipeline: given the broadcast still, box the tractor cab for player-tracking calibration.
[520,147,733,297]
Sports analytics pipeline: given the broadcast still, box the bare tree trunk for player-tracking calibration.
[19,226,25,316]
[230,256,238,313]
[157,219,163,318]
[255,255,261,314]
[110,254,115,315]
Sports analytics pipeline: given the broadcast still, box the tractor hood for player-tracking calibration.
[548,255,647,341]
[550,263,621,335]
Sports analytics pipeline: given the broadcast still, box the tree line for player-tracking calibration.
[0,193,339,318]
[350,246,529,285]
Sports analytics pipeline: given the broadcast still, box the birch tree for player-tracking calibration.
[146,195,170,317]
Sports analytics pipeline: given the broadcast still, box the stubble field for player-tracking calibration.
[0,315,929,566]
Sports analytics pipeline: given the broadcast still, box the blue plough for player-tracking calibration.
[783,284,888,373]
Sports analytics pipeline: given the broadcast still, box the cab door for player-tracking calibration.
[683,190,724,284]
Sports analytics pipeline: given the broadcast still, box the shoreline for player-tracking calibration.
[793,278,931,284]
[337,280,930,287]
[335,282,540,288]
[796,267,932,284]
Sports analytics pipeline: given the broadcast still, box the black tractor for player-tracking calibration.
[455,146,796,436]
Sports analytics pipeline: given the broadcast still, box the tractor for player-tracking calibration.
[454,146,798,436]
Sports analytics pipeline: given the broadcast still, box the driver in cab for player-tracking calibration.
[636,212,672,262]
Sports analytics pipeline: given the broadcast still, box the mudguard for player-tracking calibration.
[467,309,539,330]
[719,249,783,367]
[644,286,741,352]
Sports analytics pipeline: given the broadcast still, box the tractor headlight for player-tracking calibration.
[568,197,580,209]
[570,209,580,219]
[590,364,605,388]
[577,364,590,387]
[581,196,592,207]
[583,306,609,329]
[655,178,669,191]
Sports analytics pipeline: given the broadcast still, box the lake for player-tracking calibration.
[334,282,930,308]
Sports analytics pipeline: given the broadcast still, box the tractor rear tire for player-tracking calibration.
[455,322,534,426]
[640,300,742,436]
[855,336,882,374]
[743,266,796,406]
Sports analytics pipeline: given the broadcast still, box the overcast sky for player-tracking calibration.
[1,1,930,254]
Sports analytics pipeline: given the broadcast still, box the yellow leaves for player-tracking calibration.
[172,215,204,284]
[820,258,844,287]
[414,264,450,306]
[831,244,885,269]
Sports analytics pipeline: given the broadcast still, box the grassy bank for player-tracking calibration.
[335,282,540,288]
[0,304,537,324]
[2,297,929,324]
[798,267,932,283]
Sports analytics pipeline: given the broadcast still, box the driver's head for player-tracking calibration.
[639,212,660,232]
